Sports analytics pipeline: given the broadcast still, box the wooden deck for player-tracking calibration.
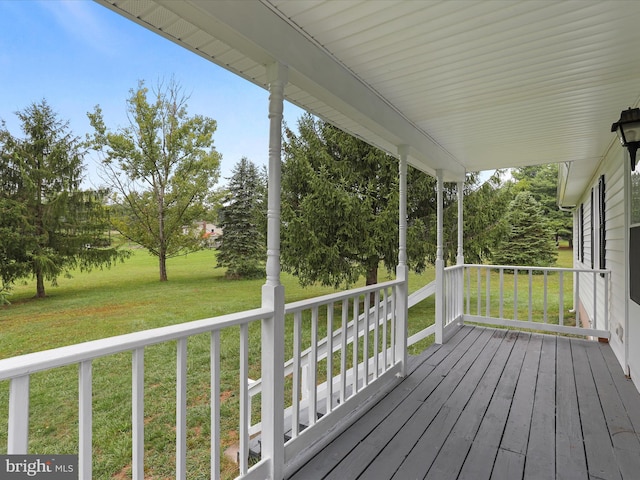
[287,325,640,480]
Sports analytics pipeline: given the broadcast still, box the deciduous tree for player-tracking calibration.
[87,79,221,281]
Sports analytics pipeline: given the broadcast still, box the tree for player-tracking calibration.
[512,164,572,245]
[281,114,429,288]
[216,157,266,278]
[0,100,126,298]
[87,79,221,281]
[407,169,512,266]
[491,191,558,267]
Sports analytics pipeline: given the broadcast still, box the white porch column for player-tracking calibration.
[456,180,465,325]
[395,145,409,376]
[435,170,445,344]
[261,62,287,480]
[457,181,464,265]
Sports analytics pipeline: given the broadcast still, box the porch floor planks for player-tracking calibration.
[286,325,476,480]
[286,326,640,480]
[555,336,588,480]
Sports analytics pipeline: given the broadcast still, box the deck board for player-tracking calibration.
[555,336,588,480]
[286,326,640,480]
[458,331,530,480]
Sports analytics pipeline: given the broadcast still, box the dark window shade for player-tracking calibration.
[580,204,584,263]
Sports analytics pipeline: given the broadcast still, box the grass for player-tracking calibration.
[0,247,572,479]
[0,248,435,479]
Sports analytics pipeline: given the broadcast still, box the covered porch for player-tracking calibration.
[3,1,640,479]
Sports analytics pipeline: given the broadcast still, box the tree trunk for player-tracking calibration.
[366,263,378,305]
[159,254,168,282]
[36,270,46,298]
[366,265,378,286]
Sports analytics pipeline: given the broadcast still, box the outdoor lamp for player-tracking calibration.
[611,107,640,171]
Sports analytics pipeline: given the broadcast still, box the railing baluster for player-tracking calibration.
[363,294,370,387]
[309,307,318,426]
[466,267,471,315]
[292,311,302,437]
[79,360,93,480]
[373,291,380,379]
[575,272,579,326]
[486,267,491,317]
[340,299,348,404]
[593,271,598,328]
[8,375,29,454]
[559,271,564,326]
[326,303,334,413]
[239,325,249,475]
[514,268,518,321]
[352,295,360,394]
[391,288,396,365]
[476,267,481,315]
[543,271,548,324]
[382,288,388,370]
[176,338,187,480]
[605,272,610,332]
[499,267,504,319]
[211,331,221,480]
[528,269,533,322]
[132,349,144,480]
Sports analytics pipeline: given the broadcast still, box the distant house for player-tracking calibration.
[196,221,222,248]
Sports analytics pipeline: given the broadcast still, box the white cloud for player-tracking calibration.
[38,0,119,56]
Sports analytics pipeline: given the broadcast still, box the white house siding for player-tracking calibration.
[574,144,627,374]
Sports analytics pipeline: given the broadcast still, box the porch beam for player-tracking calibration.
[261,61,287,480]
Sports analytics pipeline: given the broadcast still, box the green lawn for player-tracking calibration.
[0,247,572,479]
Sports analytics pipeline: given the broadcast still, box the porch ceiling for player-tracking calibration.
[97,0,640,194]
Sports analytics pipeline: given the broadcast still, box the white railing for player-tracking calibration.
[0,307,272,480]
[247,279,436,442]
[280,280,405,472]
[457,264,610,338]
[3,263,606,479]
[0,278,411,480]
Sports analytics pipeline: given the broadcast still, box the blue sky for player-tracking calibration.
[0,0,305,188]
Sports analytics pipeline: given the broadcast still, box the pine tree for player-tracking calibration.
[281,114,409,288]
[0,100,127,298]
[216,157,266,279]
[491,191,558,267]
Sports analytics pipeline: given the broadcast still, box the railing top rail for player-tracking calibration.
[285,278,402,314]
[462,264,610,275]
[0,307,272,381]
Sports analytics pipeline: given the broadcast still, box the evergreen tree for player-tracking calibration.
[87,79,220,281]
[216,157,266,279]
[512,164,572,244]
[281,114,427,288]
[491,191,558,267]
[0,100,127,298]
